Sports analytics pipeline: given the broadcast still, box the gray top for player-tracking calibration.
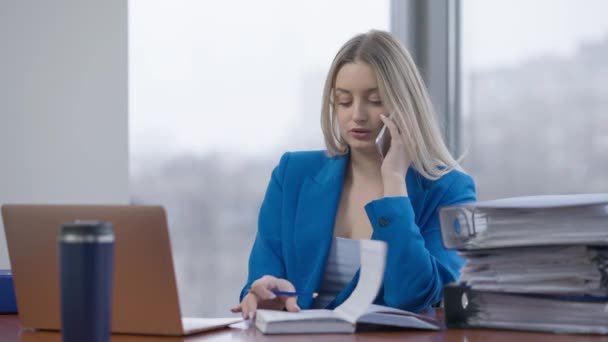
[311,237,361,309]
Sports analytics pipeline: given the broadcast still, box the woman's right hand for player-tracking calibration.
[230,275,300,320]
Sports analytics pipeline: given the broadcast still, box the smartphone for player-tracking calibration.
[375,125,390,158]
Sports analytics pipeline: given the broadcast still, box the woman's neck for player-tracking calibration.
[346,148,383,185]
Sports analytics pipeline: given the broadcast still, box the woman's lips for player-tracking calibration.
[349,128,372,140]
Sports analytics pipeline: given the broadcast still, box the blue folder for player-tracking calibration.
[0,270,17,314]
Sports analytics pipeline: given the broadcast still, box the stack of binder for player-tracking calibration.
[439,193,608,334]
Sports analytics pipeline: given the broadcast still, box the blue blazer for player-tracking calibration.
[240,151,476,312]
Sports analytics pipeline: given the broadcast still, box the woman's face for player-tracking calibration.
[334,62,387,154]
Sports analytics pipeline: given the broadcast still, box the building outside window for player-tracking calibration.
[460,0,608,200]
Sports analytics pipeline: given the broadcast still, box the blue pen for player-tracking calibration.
[272,290,318,298]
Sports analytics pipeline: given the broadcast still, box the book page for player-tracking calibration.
[365,304,429,319]
[363,304,440,327]
[181,317,243,333]
[334,240,387,324]
[256,309,339,322]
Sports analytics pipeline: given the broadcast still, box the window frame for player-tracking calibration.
[390,0,461,156]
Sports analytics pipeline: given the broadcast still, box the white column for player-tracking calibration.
[0,0,129,268]
[391,0,461,155]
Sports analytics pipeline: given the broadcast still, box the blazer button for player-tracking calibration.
[379,217,390,227]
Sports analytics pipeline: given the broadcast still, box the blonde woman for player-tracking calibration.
[232,30,476,319]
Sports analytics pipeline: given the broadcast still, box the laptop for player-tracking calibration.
[1,204,242,336]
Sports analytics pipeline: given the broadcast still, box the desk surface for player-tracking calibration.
[2,311,608,342]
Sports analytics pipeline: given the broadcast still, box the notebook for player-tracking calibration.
[255,240,440,334]
[1,204,242,336]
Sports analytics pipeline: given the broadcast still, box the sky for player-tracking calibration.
[129,0,390,165]
[462,0,608,71]
[129,0,608,166]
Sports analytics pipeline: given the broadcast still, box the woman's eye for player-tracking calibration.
[369,99,382,105]
[338,101,352,107]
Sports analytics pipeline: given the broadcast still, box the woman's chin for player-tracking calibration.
[348,143,377,155]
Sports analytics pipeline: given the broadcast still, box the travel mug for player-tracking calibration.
[59,221,114,342]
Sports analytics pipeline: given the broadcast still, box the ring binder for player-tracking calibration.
[441,193,608,335]
[439,194,608,250]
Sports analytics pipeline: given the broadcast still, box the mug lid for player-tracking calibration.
[59,221,114,242]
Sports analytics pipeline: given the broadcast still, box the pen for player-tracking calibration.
[271,290,318,298]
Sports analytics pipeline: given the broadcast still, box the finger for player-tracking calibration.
[276,279,299,312]
[240,294,257,319]
[242,294,258,320]
[230,305,242,313]
[250,285,278,301]
[251,276,279,300]
[284,297,301,312]
[239,302,249,320]
[247,294,260,320]
[276,278,296,292]
[380,114,401,141]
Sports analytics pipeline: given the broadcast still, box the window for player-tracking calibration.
[129,0,389,316]
[461,0,608,199]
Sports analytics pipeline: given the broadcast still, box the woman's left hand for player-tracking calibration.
[379,114,410,197]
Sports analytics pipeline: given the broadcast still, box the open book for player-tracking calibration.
[255,240,440,334]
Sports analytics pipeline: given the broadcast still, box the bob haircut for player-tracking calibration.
[321,29,462,180]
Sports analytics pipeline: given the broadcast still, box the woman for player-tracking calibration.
[231,30,476,319]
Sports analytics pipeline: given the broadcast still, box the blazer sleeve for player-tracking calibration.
[364,171,476,311]
[239,153,290,301]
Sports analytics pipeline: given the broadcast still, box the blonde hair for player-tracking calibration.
[321,30,461,180]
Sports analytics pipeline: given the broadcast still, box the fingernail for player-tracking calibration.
[249,312,255,320]
[295,305,301,311]
[242,312,247,319]
[267,293,277,299]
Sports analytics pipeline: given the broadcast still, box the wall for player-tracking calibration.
[0,0,129,268]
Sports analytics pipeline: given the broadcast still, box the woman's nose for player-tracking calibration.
[352,102,368,123]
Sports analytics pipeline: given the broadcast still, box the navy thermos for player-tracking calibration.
[59,221,114,342]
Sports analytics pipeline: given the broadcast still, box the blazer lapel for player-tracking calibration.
[293,154,348,308]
